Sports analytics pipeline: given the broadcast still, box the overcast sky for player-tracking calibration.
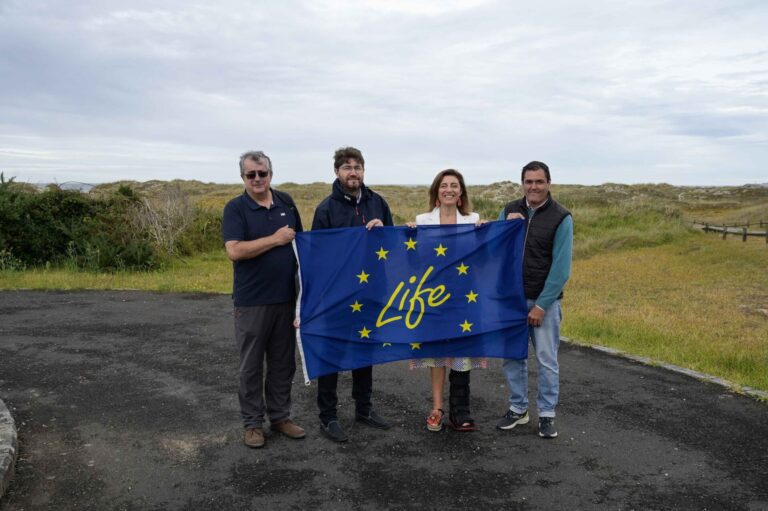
[1,0,767,186]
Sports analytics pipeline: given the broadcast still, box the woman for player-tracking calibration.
[408,169,486,432]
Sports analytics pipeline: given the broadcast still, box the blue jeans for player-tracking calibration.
[502,299,562,418]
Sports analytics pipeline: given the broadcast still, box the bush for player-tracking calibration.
[0,175,157,271]
[177,208,223,255]
[0,248,26,271]
[0,176,227,271]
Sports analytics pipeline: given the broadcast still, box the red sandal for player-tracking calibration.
[426,409,444,432]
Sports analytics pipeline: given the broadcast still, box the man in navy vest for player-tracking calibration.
[311,146,394,442]
[496,161,573,439]
[222,151,306,449]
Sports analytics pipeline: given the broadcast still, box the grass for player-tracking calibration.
[564,232,768,393]
[4,180,768,394]
[0,251,231,293]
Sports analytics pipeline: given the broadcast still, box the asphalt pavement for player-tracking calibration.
[0,290,766,510]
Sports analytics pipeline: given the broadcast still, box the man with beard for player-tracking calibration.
[311,146,394,442]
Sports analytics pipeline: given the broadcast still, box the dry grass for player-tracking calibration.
[564,233,768,391]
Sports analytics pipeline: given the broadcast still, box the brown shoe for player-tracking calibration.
[270,419,306,439]
[244,428,265,448]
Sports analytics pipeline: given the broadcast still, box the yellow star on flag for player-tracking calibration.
[350,300,363,312]
[434,244,447,256]
[465,290,478,303]
[404,238,417,250]
[382,342,392,347]
[376,247,389,260]
[410,343,422,350]
[359,326,372,339]
[460,320,473,332]
[356,270,370,283]
[456,262,469,275]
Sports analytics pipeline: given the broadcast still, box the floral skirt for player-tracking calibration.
[409,357,488,371]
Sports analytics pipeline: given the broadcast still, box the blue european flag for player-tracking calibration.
[293,220,529,381]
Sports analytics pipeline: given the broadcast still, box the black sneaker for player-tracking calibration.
[355,410,391,430]
[496,409,529,430]
[538,417,558,438]
[320,420,348,442]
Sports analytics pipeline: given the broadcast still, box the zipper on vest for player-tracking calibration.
[521,209,535,281]
[523,209,534,248]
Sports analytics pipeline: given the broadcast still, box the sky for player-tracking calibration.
[1,0,767,187]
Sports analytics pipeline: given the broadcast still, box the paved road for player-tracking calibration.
[0,290,766,510]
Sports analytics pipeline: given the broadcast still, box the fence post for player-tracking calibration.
[704,222,709,233]
[743,227,748,242]
[722,224,727,239]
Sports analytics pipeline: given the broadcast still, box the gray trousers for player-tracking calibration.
[234,302,296,429]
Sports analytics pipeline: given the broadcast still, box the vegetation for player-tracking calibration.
[564,235,768,393]
[0,251,231,293]
[2,177,767,393]
[0,175,221,271]
[0,175,156,270]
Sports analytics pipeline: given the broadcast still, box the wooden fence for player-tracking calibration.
[692,220,768,243]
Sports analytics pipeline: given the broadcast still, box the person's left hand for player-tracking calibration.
[528,305,545,327]
[366,218,384,230]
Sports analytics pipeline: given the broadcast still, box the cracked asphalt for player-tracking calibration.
[0,290,766,510]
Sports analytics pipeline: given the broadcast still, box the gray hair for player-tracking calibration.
[239,150,273,175]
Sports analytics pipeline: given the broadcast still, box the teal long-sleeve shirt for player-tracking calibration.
[498,206,573,310]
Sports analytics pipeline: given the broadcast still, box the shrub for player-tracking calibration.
[177,207,223,255]
[130,184,194,258]
[0,248,26,271]
[0,176,157,271]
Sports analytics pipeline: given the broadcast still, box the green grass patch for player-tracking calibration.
[0,251,231,293]
[564,233,768,392]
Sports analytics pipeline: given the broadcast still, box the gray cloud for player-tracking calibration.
[1,0,767,186]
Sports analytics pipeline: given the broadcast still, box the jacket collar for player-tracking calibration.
[424,207,475,224]
[332,178,368,204]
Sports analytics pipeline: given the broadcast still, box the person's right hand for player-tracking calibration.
[272,225,296,245]
[506,212,525,221]
[405,222,417,229]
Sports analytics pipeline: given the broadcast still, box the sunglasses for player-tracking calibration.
[244,170,270,180]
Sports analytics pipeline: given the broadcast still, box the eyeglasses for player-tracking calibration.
[244,170,270,180]
[339,165,363,172]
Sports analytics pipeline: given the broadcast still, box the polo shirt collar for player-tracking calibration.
[242,189,274,210]
[526,194,551,211]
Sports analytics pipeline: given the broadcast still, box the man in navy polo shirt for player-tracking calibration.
[222,150,306,449]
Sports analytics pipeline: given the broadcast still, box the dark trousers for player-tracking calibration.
[317,366,373,425]
[235,302,296,429]
[449,369,471,420]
